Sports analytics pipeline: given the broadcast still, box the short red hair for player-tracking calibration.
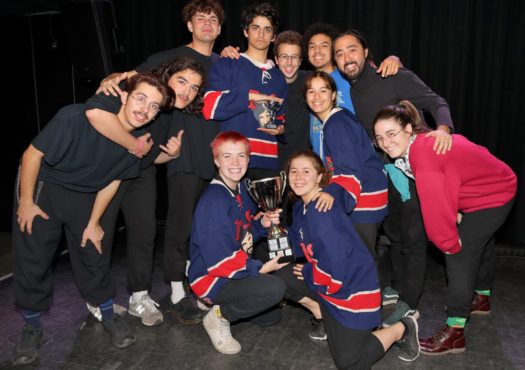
[211,131,251,158]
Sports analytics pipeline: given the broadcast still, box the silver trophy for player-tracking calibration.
[244,172,295,263]
[263,100,283,130]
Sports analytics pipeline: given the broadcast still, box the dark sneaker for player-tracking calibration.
[309,316,327,341]
[383,301,420,327]
[419,323,465,356]
[102,313,136,349]
[396,316,420,361]
[470,293,491,315]
[12,325,45,365]
[382,286,399,306]
[169,295,203,324]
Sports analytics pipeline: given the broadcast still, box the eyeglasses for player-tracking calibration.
[130,94,160,114]
[278,54,301,63]
[373,128,404,148]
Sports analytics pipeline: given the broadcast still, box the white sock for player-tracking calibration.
[132,290,148,304]
[171,281,185,304]
[186,260,191,276]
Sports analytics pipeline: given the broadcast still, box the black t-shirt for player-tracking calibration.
[136,45,221,180]
[84,93,171,170]
[32,104,145,193]
[277,70,312,170]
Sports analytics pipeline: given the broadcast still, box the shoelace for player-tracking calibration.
[391,303,409,317]
[428,324,449,344]
[20,330,39,349]
[140,296,160,312]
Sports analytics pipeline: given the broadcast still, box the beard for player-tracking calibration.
[341,60,366,82]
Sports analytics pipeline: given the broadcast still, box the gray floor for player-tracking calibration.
[0,228,524,370]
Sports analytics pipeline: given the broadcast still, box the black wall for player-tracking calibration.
[3,0,525,246]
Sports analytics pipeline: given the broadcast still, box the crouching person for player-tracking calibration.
[188,131,288,354]
[11,73,175,365]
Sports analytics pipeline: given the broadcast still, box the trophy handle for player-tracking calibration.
[280,171,287,198]
[244,178,259,206]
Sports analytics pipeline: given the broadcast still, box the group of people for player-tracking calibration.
[11,0,517,369]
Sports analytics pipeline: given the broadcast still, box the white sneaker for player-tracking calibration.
[197,298,213,311]
[128,295,163,326]
[86,302,127,321]
[203,306,241,354]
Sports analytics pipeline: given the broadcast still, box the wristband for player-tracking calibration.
[129,138,143,155]
[168,152,180,159]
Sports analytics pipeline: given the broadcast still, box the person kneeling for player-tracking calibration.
[274,150,420,369]
[188,131,288,354]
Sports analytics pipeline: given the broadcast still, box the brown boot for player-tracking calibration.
[419,323,466,356]
[471,293,491,315]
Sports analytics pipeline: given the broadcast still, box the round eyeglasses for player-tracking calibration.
[130,94,160,114]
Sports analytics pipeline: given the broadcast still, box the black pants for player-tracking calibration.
[244,168,282,263]
[213,274,286,327]
[12,181,115,312]
[274,264,385,370]
[353,222,381,268]
[445,198,515,319]
[100,165,157,292]
[382,177,427,309]
[164,172,209,282]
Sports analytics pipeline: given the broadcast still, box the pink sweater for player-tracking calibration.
[409,134,517,254]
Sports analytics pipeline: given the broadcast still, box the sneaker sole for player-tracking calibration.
[309,335,327,341]
[383,310,420,328]
[398,317,420,362]
[382,298,398,306]
[112,335,136,349]
[12,334,46,365]
[203,316,241,354]
[421,347,466,356]
[470,310,491,315]
[128,309,163,326]
[170,306,203,324]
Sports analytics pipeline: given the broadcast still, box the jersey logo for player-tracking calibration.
[336,90,345,104]
[325,156,334,174]
[300,228,303,241]
[262,68,271,84]
[300,242,313,262]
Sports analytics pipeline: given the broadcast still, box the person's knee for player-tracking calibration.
[262,275,286,305]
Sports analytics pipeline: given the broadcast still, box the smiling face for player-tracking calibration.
[168,69,202,110]
[214,141,250,189]
[334,34,368,82]
[305,77,336,122]
[308,34,333,73]
[289,156,323,205]
[374,118,413,158]
[275,43,302,81]
[119,82,163,131]
[187,11,221,43]
[244,16,275,52]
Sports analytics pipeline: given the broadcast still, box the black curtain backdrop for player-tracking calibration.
[113,0,524,245]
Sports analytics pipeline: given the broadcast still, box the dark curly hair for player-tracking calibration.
[148,56,207,116]
[182,0,226,25]
[301,22,339,67]
[273,30,302,57]
[241,3,280,37]
[285,149,332,202]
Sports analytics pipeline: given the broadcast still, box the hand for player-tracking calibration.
[159,130,183,158]
[376,56,401,77]
[425,127,452,155]
[96,72,127,96]
[457,213,463,225]
[253,212,263,221]
[258,125,285,136]
[134,133,153,158]
[248,93,284,104]
[261,209,282,228]
[311,192,334,212]
[293,264,304,280]
[81,222,104,254]
[260,252,290,273]
[220,46,240,59]
[16,202,49,234]
[445,239,461,255]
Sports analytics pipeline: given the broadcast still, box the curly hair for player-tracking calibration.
[182,0,226,25]
[285,149,332,202]
[273,30,302,57]
[301,22,339,67]
[124,73,175,111]
[241,3,280,37]
[148,56,207,116]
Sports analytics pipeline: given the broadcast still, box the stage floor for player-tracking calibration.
[1,228,524,370]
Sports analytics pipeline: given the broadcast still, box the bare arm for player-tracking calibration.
[16,145,49,234]
[85,109,153,158]
[81,180,121,254]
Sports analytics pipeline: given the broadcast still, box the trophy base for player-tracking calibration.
[268,232,295,264]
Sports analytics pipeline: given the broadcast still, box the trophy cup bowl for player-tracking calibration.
[264,100,283,130]
[244,172,296,263]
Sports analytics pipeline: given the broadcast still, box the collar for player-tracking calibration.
[240,53,273,70]
[211,176,241,197]
[394,135,417,179]
[323,107,342,123]
[349,63,375,91]
[303,188,323,214]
